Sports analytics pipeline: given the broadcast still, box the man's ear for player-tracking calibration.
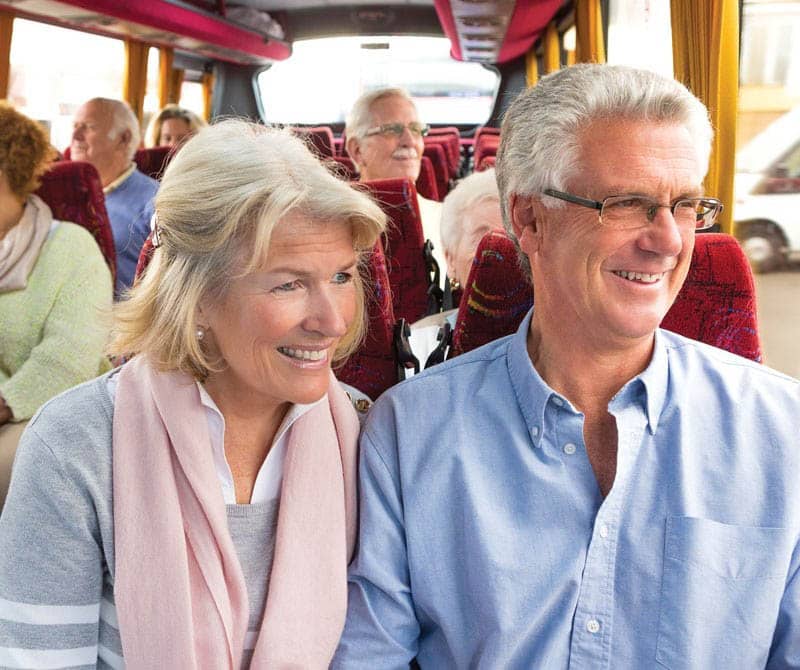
[509,193,543,257]
[345,136,363,169]
[118,128,133,151]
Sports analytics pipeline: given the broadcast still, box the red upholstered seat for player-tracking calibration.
[134,146,174,180]
[422,143,450,200]
[473,134,500,172]
[425,134,459,178]
[476,155,496,171]
[292,126,335,158]
[362,178,430,324]
[329,155,357,180]
[337,238,399,398]
[662,233,762,362]
[134,232,156,281]
[416,155,439,201]
[450,231,532,358]
[35,160,116,284]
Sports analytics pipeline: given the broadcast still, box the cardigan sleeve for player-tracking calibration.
[0,229,113,420]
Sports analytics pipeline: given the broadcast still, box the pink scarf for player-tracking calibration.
[112,355,359,668]
[0,195,52,292]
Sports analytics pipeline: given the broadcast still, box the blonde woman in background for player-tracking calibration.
[146,103,207,148]
[0,120,385,668]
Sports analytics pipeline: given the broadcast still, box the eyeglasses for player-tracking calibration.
[543,188,723,231]
[364,122,430,138]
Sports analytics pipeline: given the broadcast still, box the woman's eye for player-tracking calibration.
[332,272,354,285]
[273,280,299,292]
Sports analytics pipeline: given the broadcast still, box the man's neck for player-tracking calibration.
[526,316,654,416]
[97,158,133,188]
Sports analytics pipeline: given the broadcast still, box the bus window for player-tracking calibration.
[735,0,800,379]
[606,0,673,77]
[8,19,124,150]
[257,35,499,126]
[180,81,205,118]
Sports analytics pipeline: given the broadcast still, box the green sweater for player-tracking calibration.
[0,222,112,420]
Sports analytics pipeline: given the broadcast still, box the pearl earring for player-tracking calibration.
[196,327,205,341]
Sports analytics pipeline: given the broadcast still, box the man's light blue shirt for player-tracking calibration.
[334,310,800,669]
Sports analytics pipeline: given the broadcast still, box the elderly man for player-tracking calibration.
[345,88,443,268]
[71,98,158,296]
[333,64,800,668]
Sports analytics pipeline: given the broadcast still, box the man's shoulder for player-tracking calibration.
[659,328,799,395]
[128,168,159,194]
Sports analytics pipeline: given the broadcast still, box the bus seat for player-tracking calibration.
[474,126,500,145]
[425,134,459,178]
[662,233,762,362]
[134,146,173,180]
[292,126,335,158]
[35,160,117,284]
[423,143,450,200]
[473,134,500,172]
[337,238,401,399]
[417,155,440,201]
[362,178,431,324]
[476,155,496,171]
[449,231,532,358]
[135,232,156,281]
[329,155,357,180]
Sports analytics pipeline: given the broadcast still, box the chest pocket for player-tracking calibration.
[656,516,791,670]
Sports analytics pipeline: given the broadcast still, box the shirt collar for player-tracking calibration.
[103,163,137,195]
[506,309,669,445]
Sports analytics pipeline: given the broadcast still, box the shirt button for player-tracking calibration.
[531,426,539,437]
[599,524,609,538]
[586,619,601,634]
[563,443,577,455]
[552,397,564,407]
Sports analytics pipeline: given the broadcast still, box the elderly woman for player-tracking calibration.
[0,120,385,667]
[0,103,112,504]
[146,103,207,148]
[408,168,504,370]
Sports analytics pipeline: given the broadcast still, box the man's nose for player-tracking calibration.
[640,206,684,256]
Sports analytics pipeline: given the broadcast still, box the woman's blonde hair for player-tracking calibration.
[109,119,386,379]
[146,104,207,147]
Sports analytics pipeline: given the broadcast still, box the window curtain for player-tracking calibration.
[575,0,606,63]
[526,48,538,87]
[0,12,13,100]
[671,0,739,234]
[201,71,215,122]
[158,47,184,107]
[543,22,560,74]
[124,39,150,125]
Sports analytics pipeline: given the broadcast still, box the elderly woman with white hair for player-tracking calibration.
[409,168,504,369]
[0,120,385,668]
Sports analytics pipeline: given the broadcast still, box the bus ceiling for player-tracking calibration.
[0,0,569,67]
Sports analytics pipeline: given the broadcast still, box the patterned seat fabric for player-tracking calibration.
[422,143,450,200]
[134,232,156,281]
[134,146,173,180]
[450,231,532,358]
[425,134,459,179]
[416,155,440,201]
[662,233,762,362]
[362,178,431,324]
[337,239,400,398]
[35,160,116,284]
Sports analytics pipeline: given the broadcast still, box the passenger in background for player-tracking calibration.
[334,64,800,667]
[146,103,206,148]
[345,88,444,269]
[0,121,385,667]
[0,103,111,505]
[71,97,158,296]
[409,168,504,368]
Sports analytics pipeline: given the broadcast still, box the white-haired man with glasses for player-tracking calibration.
[333,64,800,668]
[345,88,443,267]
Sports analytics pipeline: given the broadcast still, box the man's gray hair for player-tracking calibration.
[439,168,500,257]
[87,97,141,161]
[495,63,713,278]
[345,87,417,140]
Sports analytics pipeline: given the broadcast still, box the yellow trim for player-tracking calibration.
[543,22,560,74]
[575,0,606,63]
[670,0,739,234]
[124,39,150,124]
[525,49,538,87]
[0,12,13,100]
[201,71,215,122]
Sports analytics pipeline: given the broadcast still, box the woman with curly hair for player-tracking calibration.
[0,103,112,505]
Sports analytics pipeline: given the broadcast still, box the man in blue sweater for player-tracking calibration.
[72,97,158,297]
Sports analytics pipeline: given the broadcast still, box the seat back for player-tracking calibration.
[134,232,156,281]
[134,146,173,180]
[662,233,762,361]
[449,231,532,357]
[476,154,496,171]
[425,134,459,178]
[416,155,439,201]
[473,133,500,171]
[422,143,450,200]
[35,160,116,284]
[362,178,430,323]
[292,126,335,158]
[337,239,400,398]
